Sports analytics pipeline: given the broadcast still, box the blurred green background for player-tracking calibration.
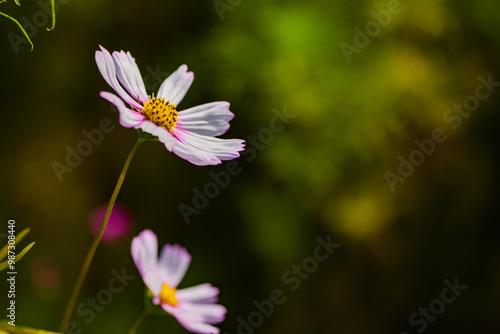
[1,0,500,333]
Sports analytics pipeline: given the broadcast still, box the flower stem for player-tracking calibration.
[59,138,145,332]
[129,312,148,334]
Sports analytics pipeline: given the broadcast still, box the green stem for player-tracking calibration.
[59,138,145,332]
[129,312,148,334]
[0,11,33,51]
[46,0,55,31]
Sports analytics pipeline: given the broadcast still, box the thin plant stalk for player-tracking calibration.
[0,11,33,51]
[59,137,145,332]
[129,312,148,334]
[46,0,55,31]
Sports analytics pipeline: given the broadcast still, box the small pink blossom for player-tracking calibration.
[89,203,132,242]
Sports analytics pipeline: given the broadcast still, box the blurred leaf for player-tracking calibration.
[0,322,61,334]
[0,228,31,261]
[0,242,35,271]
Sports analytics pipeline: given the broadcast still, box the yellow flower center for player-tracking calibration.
[159,283,178,306]
[141,97,178,133]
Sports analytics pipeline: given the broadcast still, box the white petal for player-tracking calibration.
[175,303,227,324]
[175,315,221,334]
[176,284,219,304]
[171,128,245,165]
[137,121,176,150]
[158,244,191,288]
[177,102,234,136]
[143,270,163,299]
[95,46,142,110]
[171,139,222,166]
[100,92,144,128]
[112,51,150,103]
[131,230,158,277]
[157,64,194,105]
[162,308,221,334]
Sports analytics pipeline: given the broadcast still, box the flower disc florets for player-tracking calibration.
[141,97,178,133]
[159,283,179,306]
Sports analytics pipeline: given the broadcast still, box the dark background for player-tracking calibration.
[1,0,499,333]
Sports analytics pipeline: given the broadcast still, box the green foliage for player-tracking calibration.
[137,128,160,142]
[0,322,61,334]
[46,0,55,31]
[1,0,56,51]
[0,11,33,51]
[0,228,35,271]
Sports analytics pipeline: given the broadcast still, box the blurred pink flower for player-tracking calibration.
[96,46,245,166]
[132,230,226,334]
[90,204,132,242]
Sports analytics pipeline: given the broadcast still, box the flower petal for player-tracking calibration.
[164,302,226,325]
[177,102,234,136]
[143,270,163,299]
[157,65,194,106]
[171,128,245,166]
[158,244,191,288]
[131,230,158,278]
[95,46,142,110]
[137,121,176,150]
[177,321,220,334]
[170,312,221,334]
[181,303,227,324]
[176,283,219,304]
[112,51,150,103]
[170,140,222,166]
[100,92,144,128]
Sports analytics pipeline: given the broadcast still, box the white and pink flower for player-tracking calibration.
[96,46,244,166]
[131,230,226,334]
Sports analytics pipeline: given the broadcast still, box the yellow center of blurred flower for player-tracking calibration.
[159,283,178,306]
[141,98,178,133]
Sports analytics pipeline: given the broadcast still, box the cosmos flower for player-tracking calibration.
[96,46,244,166]
[132,230,226,334]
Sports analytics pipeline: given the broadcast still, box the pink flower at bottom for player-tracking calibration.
[131,230,226,333]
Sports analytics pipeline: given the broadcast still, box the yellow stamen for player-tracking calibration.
[159,283,178,306]
[141,98,178,133]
